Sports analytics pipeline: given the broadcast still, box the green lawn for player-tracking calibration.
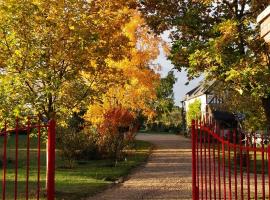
[0,135,152,200]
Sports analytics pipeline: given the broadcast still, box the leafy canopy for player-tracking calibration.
[139,0,270,123]
[0,0,137,122]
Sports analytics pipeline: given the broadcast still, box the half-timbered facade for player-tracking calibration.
[182,80,221,117]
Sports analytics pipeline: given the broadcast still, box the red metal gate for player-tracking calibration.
[1,117,56,200]
[192,119,270,200]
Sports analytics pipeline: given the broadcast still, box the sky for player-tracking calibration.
[155,32,203,106]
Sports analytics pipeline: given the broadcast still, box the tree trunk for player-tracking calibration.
[262,96,270,128]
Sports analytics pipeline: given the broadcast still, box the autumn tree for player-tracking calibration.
[83,10,161,159]
[85,10,161,125]
[139,1,270,126]
[0,0,136,122]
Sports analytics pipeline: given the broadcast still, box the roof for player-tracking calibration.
[182,80,215,101]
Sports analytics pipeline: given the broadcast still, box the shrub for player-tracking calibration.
[97,108,137,161]
[56,127,98,168]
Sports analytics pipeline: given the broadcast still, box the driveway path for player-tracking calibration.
[88,133,192,200]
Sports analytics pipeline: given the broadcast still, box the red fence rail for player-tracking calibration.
[192,119,270,200]
[1,117,56,200]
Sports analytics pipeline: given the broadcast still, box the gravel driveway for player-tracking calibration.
[87,133,192,200]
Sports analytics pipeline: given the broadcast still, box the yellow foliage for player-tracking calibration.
[85,10,161,125]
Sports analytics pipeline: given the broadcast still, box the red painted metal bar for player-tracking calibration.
[254,134,257,200]
[200,121,203,200]
[47,119,56,200]
[247,135,250,200]
[196,120,199,199]
[2,122,7,200]
[204,122,208,199]
[208,128,212,200]
[218,125,221,200]
[228,131,232,200]
[233,131,237,200]
[261,134,265,200]
[213,127,216,200]
[193,123,270,200]
[240,137,244,200]
[37,121,41,200]
[14,118,19,200]
[222,129,226,200]
[26,117,30,200]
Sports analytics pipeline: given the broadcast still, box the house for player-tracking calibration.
[181,80,220,117]
[181,81,238,132]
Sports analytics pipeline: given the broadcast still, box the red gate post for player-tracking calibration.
[47,119,56,200]
[192,120,199,200]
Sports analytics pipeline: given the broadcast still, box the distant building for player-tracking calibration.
[181,81,238,131]
[181,80,221,117]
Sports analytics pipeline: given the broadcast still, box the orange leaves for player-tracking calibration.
[98,107,135,135]
[85,9,161,125]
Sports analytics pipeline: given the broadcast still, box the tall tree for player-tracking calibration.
[0,0,136,121]
[155,71,177,114]
[85,10,161,125]
[139,0,270,125]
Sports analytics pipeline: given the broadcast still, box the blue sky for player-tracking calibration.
[155,32,203,106]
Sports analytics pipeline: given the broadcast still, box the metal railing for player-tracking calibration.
[1,117,56,200]
[192,119,270,200]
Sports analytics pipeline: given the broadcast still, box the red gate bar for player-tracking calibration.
[199,121,204,199]
[26,117,31,200]
[208,129,212,200]
[233,131,237,200]
[213,130,216,200]
[222,129,226,200]
[37,120,41,200]
[2,122,7,200]
[204,122,208,199]
[262,134,265,200]
[240,139,244,200]
[247,135,250,200]
[47,119,56,200]
[191,120,196,200]
[218,125,221,200]
[196,120,199,199]
[254,134,257,200]
[228,131,232,200]
[15,118,19,200]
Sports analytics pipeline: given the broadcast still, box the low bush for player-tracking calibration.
[56,127,99,168]
[57,108,139,167]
